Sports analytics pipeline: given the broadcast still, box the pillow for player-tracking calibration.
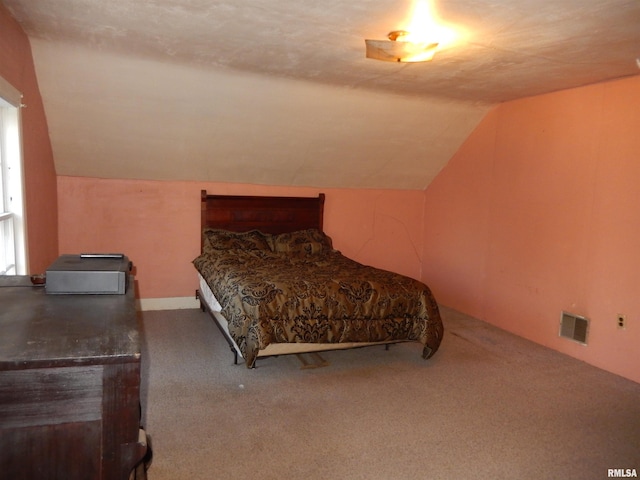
[272,229,333,255]
[202,229,271,252]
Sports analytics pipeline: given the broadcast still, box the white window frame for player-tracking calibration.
[0,75,27,275]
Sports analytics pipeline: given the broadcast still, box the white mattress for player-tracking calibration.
[197,273,395,360]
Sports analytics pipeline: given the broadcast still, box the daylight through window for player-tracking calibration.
[0,76,26,275]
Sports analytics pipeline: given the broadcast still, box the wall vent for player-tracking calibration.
[559,311,589,345]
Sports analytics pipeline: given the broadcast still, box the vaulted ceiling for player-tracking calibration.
[4,0,640,189]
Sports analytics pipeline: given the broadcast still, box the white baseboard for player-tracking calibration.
[137,296,200,311]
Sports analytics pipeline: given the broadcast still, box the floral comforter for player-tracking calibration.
[193,229,443,368]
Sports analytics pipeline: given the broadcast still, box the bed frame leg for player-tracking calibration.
[195,290,205,312]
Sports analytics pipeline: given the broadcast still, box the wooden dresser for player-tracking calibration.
[0,275,146,480]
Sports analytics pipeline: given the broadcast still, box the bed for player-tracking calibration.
[193,190,444,368]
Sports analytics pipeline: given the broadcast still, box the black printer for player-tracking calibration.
[45,254,132,294]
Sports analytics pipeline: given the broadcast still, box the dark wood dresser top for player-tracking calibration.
[0,275,140,370]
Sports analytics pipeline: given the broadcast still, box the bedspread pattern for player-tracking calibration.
[194,248,443,367]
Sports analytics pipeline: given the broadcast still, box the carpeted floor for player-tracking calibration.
[138,306,640,480]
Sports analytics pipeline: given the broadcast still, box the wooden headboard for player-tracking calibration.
[200,190,325,240]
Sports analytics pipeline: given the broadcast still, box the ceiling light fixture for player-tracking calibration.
[364,0,459,63]
[365,30,438,63]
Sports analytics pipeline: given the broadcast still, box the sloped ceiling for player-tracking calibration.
[3,0,640,190]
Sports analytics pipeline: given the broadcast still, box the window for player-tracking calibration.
[0,76,26,275]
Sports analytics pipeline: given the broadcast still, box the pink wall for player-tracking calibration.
[0,4,58,273]
[423,76,640,383]
[57,177,426,300]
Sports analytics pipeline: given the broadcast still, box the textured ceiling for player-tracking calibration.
[4,0,640,189]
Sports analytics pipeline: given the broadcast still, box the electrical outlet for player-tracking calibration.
[617,314,626,329]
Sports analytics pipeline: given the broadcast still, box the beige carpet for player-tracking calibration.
[138,307,640,480]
